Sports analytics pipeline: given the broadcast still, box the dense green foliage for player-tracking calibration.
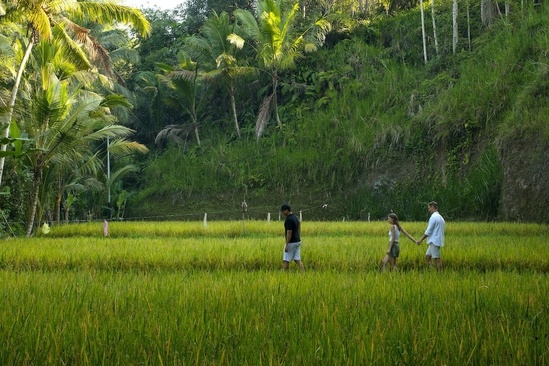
[1,0,548,237]
[131,1,549,223]
[1,221,548,364]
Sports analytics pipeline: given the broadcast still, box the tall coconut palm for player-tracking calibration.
[234,0,329,140]
[19,42,147,236]
[0,0,151,187]
[185,11,255,139]
[23,85,147,236]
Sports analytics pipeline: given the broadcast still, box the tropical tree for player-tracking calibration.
[234,0,329,140]
[18,41,147,236]
[23,85,147,236]
[0,0,151,187]
[156,54,209,147]
[136,7,186,72]
[130,71,173,144]
[183,0,255,34]
[185,11,255,138]
[49,164,102,224]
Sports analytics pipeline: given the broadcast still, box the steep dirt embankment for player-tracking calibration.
[498,131,549,222]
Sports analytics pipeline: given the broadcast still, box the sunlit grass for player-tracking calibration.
[0,221,548,365]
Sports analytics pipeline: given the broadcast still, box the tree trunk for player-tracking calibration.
[452,0,459,54]
[229,84,241,138]
[272,71,281,127]
[431,0,439,56]
[420,0,428,64]
[26,165,43,237]
[481,0,494,25]
[193,126,201,146]
[191,112,201,146]
[467,0,472,51]
[0,38,34,187]
[55,177,62,224]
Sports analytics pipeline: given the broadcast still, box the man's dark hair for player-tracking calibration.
[280,204,291,212]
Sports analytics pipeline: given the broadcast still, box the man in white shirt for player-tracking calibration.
[416,201,445,270]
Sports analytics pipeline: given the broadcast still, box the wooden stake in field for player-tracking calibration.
[241,201,248,234]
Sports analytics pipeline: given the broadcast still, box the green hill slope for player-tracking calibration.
[133,2,549,222]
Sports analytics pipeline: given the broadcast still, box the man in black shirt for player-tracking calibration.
[281,204,305,271]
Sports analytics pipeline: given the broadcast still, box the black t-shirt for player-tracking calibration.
[284,214,301,243]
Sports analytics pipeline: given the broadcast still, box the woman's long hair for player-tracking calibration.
[388,213,402,231]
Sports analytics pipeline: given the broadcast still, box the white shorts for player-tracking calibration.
[425,243,441,259]
[283,242,302,262]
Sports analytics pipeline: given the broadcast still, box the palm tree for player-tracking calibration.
[234,0,306,139]
[0,0,151,187]
[19,41,147,236]
[185,11,255,138]
[49,163,102,224]
[234,0,301,138]
[131,70,173,145]
[23,84,147,236]
[156,54,209,147]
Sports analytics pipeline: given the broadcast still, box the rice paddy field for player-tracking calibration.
[1,220,548,365]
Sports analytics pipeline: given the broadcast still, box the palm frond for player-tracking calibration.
[107,138,148,155]
[155,124,194,146]
[97,29,130,49]
[69,70,101,88]
[227,33,245,50]
[110,47,140,64]
[27,6,52,40]
[234,9,262,42]
[57,18,113,76]
[73,2,151,38]
[85,125,136,142]
[107,164,139,186]
[100,93,132,109]
[134,71,159,86]
[256,93,273,140]
[51,24,92,71]
[169,69,198,82]
[185,36,213,65]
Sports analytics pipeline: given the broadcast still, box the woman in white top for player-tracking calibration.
[382,213,417,272]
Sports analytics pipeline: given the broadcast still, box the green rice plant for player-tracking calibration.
[0,270,547,365]
[0,221,547,365]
